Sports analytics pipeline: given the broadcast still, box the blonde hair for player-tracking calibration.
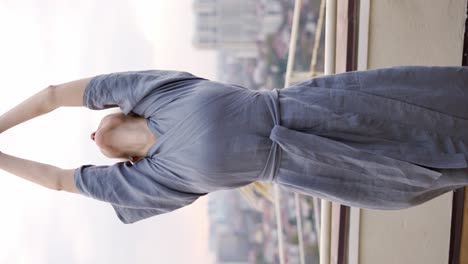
[237,181,275,210]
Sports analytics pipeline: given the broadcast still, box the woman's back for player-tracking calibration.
[74,70,281,223]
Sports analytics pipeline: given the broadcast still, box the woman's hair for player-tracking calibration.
[237,181,275,210]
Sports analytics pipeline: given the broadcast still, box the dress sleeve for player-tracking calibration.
[83,70,204,116]
[73,158,206,224]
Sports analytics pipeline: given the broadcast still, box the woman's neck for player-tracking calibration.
[124,117,158,159]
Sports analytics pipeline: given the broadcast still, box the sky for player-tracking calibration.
[0,0,217,263]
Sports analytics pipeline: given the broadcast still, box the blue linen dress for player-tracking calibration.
[74,66,468,224]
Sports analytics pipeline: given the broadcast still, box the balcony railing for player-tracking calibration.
[273,0,332,263]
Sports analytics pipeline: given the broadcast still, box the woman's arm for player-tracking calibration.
[0,151,78,192]
[49,76,93,107]
[0,76,93,134]
[0,78,94,191]
[0,87,55,134]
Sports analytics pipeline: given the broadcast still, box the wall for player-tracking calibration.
[357,0,467,263]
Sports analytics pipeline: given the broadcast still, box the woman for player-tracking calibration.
[1,65,468,224]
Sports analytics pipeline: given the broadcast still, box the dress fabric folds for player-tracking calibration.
[265,66,468,210]
[74,66,468,224]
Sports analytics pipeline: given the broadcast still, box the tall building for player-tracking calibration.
[192,0,258,57]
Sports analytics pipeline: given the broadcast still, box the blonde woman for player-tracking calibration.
[1,66,468,224]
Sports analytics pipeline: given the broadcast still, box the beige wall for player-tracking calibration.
[357,0,467,264]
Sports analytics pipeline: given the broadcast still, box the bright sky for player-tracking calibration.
[0,0,217,263]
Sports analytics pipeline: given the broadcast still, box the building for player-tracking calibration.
[192,0,258,58]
